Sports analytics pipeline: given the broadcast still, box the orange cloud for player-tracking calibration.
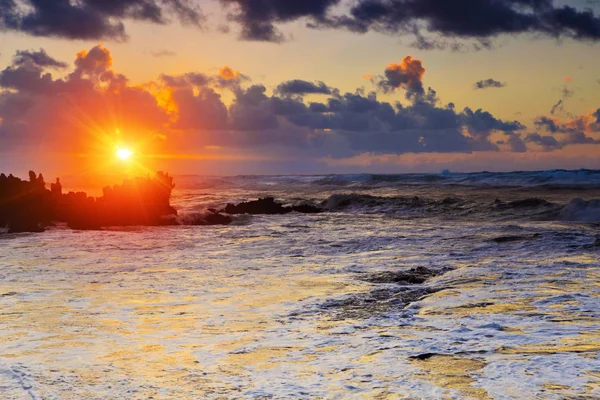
[219,66,239,81]
[379,56,426,98]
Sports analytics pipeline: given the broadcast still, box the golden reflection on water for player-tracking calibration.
[410,355,490,400]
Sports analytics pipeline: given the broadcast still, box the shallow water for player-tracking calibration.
[1,174,599,399]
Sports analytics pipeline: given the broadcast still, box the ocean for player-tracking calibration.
[1,170,599,399]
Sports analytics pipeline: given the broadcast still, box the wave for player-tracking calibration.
[558,198,600,222]
[314,169,600,189]
[173,169,600,191]
[320,193,600,222]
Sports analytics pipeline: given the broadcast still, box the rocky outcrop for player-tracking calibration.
[0,171,178,232]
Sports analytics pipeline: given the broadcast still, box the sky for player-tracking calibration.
[1,0,600,180]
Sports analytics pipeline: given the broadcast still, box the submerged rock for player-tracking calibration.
[491,234,541,243]
[316,266,453,320]
[361,266,443,285]
[507,198,553,208]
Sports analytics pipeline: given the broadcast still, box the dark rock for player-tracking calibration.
[441,197,461,205]
[191,212,233,226]
[361,266,441,285]
[507,198,553,208]
[290,204,323,214]
[223,197,290,215]
[409,353,440,361]
[1,170,178,231]
[491,234,541,243]
[223,197,323,215]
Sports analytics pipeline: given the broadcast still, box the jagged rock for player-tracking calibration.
[1,170,178,232]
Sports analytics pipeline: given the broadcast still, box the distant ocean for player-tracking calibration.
[1,170,599,398]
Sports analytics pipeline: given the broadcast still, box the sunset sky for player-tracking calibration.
[1,0,600,179]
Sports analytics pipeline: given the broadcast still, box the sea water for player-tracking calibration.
[1,171,599,399]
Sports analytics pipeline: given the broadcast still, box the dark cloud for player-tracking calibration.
[3,0,599,49]
[507,135,527,153]
[474,78,506,89]
[550,84,574,115]
[321,0,600,49]
[550,99,564,115]
[534,111,600,146]
[0,0,203,40]
[525,133,562,150]
[535,116,560,132]
[220,0,341,42]
[13,49,68,69]
[275,80,333,96]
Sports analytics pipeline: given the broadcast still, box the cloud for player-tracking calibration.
[275,80,333,96]
[0,45,168,157]
[534,111,600,146]
[525,132,562,150]
[220,0,340,42]
[321,0,600,49]
[1,46,598,173]
[2,0,600,50]
[474,78,506,89]
[150,49,177,57]
[550,82,575,115]
[376,56,425,100]
[13,49,68,69]
[0,0,203,40]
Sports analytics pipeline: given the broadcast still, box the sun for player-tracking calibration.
[116,147,133,160]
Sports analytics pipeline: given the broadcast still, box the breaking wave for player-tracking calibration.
[558,198,600,222]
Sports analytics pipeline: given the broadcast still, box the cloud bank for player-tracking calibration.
[0,46,598,173]
[1,1,599,49]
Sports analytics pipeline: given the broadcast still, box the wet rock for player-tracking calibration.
[320,286,443,320]
[223,197,290,215]
[290,204,323,214]
[190,212,233,226]
[361,266,443,285]
[409,353,440,361]
[507,198,553,208]
[8,220,45,233]
[441,197,461,205]
[222,197,323,215]
[491,234,541,243]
